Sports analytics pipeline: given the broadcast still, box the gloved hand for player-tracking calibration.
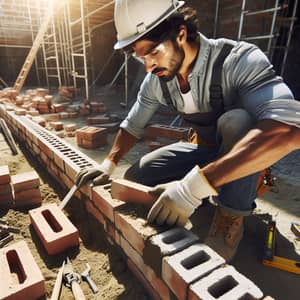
[147,166,218,227]
[74,159,116,188]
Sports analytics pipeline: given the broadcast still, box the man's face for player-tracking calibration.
[132,39,185,81]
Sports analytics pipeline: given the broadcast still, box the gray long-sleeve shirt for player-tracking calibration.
[120,33,297,138]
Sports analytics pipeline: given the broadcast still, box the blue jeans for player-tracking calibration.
[124,109,259,216]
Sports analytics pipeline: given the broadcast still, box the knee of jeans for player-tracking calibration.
[217,109,254,152]
[123,164,138,182]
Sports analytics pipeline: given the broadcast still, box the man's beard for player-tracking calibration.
[153,42,185,82]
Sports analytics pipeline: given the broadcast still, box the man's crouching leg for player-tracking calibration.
[206,109,256,262]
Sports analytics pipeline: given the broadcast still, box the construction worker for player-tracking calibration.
[75,0,300,262]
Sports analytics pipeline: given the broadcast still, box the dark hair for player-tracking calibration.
[143,7,199,43]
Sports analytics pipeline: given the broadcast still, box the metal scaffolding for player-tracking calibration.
[0,0,115,96]
[237,0,298,75]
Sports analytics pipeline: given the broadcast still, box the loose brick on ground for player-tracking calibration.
[29,203,79,255]
[0,240,45,300]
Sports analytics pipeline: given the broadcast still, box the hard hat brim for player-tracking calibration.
[114,1,185,50]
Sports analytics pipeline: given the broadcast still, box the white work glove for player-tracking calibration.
[147,166,218,227]
[74,159,116,187]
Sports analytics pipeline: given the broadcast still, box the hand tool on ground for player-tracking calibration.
[0,118,18,155]
[63,257,86,300]
[50,261,65,300]
[0,232,13,248]
[0,223,20,234]
[291,222,300,238]
[262,220,300,275]
[81,263,99,294]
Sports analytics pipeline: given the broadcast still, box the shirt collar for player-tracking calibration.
[190,33,211,76]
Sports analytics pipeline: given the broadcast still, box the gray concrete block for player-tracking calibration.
[162,243,225,300]
[188,265,263,300]
[143,227,199,276]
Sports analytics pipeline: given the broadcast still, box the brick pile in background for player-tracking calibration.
[145,124,192,151]
[79,98,107,116]
[86,113,120,133]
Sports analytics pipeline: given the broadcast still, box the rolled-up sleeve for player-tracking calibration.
[120,74,161,138]
[226,42,300,127]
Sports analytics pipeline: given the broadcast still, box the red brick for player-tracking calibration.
[14,108,27,116]
[14,188,42,207]
[0,184,14,207]
[96,122,120,133]
[92,186,125,222]
[38,139,54,159]
[0,240,45,300]
[114,207,162,255]
[29,203,79,255]
[65,124,76,132]
[76,138,107,149]
[36,88,49,97]
[127,258,162,300]
[85,200,105,224]
[0,184,13,197]
[111,179,157,206]
[11,171,40,193]
[87,116,111,125]
[50,121,64,131]
[121,236,171,300]
[0,165,11,184]
[76,126,107,141]
[146,124,191,141]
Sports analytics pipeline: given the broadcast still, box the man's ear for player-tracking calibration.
[177,25,187,45]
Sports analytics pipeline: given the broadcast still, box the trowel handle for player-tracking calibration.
[71,280,86,300]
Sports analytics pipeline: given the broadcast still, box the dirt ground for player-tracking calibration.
[0,137,148,300]
[1,90,300,299]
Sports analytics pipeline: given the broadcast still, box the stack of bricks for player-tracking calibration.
[145,124,192,151]
[0,165,14,208]
[50,121,64,131]
[51,103,64,113]
[11,170,42,207]
[90,101,107,114]
[0,88,18,102]
[65,123,77,137]
[79,104,91,116]
[32,97,51,114]
[76,126,108,149]
[86,114,120,133]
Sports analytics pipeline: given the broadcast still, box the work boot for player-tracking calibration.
[205,206,244,262]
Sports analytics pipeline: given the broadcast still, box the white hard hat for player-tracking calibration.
[114,0,185,50]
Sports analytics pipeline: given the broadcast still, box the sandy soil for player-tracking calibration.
[0,136,148,300]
